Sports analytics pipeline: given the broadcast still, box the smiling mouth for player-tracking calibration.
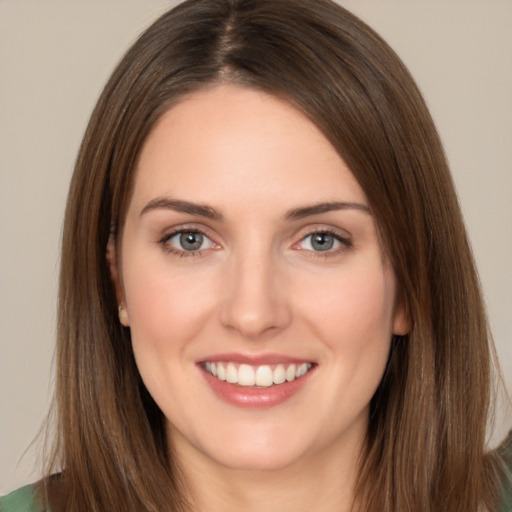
[202,361,314,387]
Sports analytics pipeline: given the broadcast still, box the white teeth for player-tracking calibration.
[286,364,296,382]
[217,363,226,381]
[255,365,273,387]
[238,364,255,386]
[273,364,286,384]
[296,363,308,378]
[205,361,313,387]
[226,362,238,383]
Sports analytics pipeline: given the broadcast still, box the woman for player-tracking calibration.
[1,0,511,510]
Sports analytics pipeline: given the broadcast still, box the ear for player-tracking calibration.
[106,235,130,327]
[392,298,410,336]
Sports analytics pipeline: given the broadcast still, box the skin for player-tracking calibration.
[109,84,409,512]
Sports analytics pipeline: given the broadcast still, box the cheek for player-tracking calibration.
[301,265,395,419]
[296,262,396,400]
[301,265,396,340]
[121,258,215,406]
[122,254,217,352]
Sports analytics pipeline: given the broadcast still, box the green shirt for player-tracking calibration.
[0,484,46,512]
[1,476,511,511]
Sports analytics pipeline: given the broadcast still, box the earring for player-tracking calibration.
[118,304,129,326]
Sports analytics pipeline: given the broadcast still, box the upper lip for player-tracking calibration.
[197,352,315,365]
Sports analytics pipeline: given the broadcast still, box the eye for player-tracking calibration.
[296,230,350,253]
[161,230,216,254]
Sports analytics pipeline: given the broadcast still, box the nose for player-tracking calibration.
[219,249,292,340]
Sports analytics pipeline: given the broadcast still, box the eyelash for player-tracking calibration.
[158,228,216,258]
[158,228,352,258]
[294,229,352,258]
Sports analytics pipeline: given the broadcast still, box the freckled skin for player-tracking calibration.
[112,85,409,480]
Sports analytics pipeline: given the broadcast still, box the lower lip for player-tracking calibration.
[200,366,314,409]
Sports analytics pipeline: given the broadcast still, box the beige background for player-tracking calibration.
[1,0,511,494]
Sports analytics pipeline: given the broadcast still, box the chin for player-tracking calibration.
[204,442,309,472]
[170,420,315,473]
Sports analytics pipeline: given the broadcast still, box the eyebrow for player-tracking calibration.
[139,197,370,221]
[140,197,223,220]
[284,201,370,219]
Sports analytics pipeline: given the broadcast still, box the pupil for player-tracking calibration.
[312,233,334,251]
[180,232,203,251]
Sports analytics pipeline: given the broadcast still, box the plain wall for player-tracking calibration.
[1,0,511,494]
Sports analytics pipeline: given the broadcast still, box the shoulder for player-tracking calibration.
[500,470,512,512]
[498,430,512,512]
[0,484,45,512]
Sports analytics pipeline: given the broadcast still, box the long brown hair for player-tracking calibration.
[46,0,505,510]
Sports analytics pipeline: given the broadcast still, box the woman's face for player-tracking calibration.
[113,84,408,472]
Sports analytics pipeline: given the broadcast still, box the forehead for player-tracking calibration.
[129,84,368,215]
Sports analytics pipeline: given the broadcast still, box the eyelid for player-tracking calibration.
[155,223,352,258]
[157,224,221,257]
[291,225,353,254]
[292,223,352,243]
[167,230,214,249]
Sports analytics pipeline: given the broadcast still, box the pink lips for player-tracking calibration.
[198,353,315,409]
